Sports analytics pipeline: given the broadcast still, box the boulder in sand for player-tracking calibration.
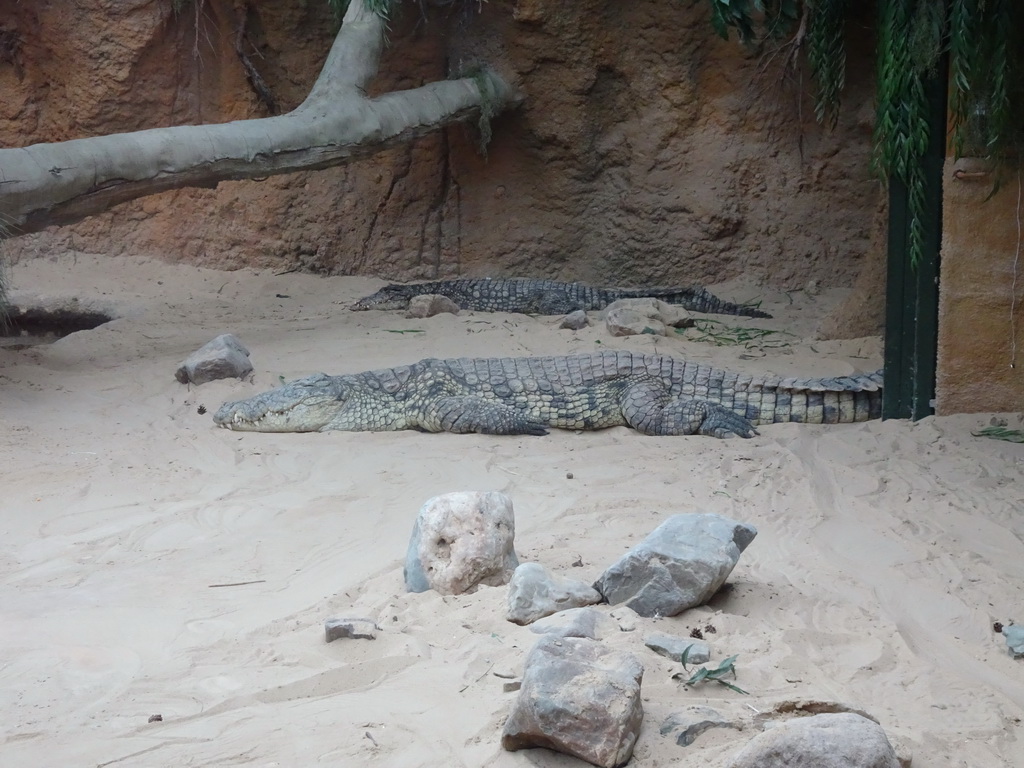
[506,562,603,625]
[406,294,460,318]
[175,334,252,385]
[593,512,757,617]
[404,491,518,595]
[502,635,644,768]
[726,712,902,768]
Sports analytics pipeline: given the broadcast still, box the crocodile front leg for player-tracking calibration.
[419,396,550,436]
[620,381,758,438]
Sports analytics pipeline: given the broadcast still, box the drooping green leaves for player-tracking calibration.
[708,0,757,41]
[873,0,932,267]
[807,0,846,129]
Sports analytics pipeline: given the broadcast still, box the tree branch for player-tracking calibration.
[0,0,518,237]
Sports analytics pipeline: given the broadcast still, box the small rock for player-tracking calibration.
[593,512,757,618]
[492,667,518,680]
[1003,623,1024,656]
[404,491,519,595]
[506,562,603,625]
[406,294,460,318]
[529,607,617,640]
[645,632,711,664]
[605,306,668,337]
[502,635,644,768]
[603,298,694,337]
[325,617,378,642]
[726,712,901,768]
[503,681,522,693]
[175,334,253,385]
[560,310,589,330]
[148,714,163,723]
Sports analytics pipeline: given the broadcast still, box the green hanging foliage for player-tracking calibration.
[807,0,846,129]
[873,0,933,268]
[705,0,1024,268]
[947,0,978,158]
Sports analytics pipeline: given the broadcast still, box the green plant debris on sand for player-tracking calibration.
[672,647,748,695]
[973,426,1024,443]
[680,319,794,350]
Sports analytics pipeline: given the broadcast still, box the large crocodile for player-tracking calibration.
[214,351,880,438]
[350,278,771,318]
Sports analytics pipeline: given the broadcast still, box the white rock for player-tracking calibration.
[403,491,518,595]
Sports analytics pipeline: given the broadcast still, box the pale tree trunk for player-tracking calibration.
[0,0,516,238]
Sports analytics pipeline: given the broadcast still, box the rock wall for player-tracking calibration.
[0,0,881,289]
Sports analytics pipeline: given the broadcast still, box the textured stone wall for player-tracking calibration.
[936,158,1024,414]
[1,0,880,289]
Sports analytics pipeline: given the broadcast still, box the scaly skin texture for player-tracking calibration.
[350,278,771,318]
[214,351,881,438]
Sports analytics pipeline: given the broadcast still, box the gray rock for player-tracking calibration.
[593,513,757,618]
[406,294,460,318]
[726,713,901,768]
[506,562,603,625]
[529,607,618,640]
[1003,623,1024,656]
[175,334,252,385]
[403,491,519,595]
[603,298,694,337]
[560,309,589,330]
[645,632,711,664]
[502,635,644,768]
[325,618,378,642]
[605,306,668,337]
[660,706,738,747]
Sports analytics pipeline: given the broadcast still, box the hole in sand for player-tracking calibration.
[1,305,114,349]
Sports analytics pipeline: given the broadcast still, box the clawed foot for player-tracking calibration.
[698,404,758,439]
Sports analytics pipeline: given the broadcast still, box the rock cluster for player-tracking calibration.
[321,492,904,768]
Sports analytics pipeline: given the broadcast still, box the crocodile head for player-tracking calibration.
[349,285,413,311]
[214,373,347,432]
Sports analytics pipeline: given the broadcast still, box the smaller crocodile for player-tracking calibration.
[350,278,771,318]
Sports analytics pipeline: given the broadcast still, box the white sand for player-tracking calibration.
[2,254,1023,766]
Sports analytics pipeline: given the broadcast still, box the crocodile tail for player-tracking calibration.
[741,370,883,424]
[614,286,772,319]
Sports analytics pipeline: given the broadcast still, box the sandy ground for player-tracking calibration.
[2,253,1024,767]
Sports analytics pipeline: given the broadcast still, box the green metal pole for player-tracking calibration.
[882,52,948,420]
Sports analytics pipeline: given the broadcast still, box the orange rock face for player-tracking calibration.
[1,0,879,288]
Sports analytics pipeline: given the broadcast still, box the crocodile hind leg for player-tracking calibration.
[419,396,549,436]
[620,382,758,438]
